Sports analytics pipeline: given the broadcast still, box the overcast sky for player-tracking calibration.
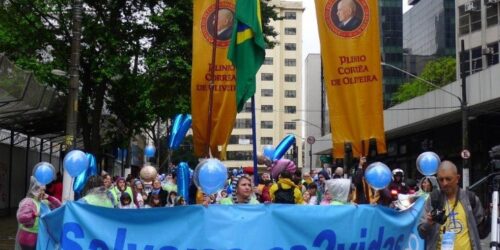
[301,0,412,58]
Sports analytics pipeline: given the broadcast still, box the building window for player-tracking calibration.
[487,4,499,27]
[285,90,296,98]
[285,74,296,82]
[261,137,273,145]
[241,102,251,113]
[226,151,253,160]
[284,122,296,130]
[261,121,273,129]
[261,105,273,113]
[458,3,482,35]
[229,135,253,145]
[261,73,273,81]
[234,119,252,129]
[263,57,273,65]
[285,59,296,66]
[471,46,482,74]
[284,106,296,114]
[285,43,296,51]
[487,42,499,66]
[458,5,469,35]
[261,89,273,97]
[284,12,296,20]
[285,27,296,35]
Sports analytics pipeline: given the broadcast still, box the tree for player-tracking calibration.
[0,0,279,164]
[392,57,456,105]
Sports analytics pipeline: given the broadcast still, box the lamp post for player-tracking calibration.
[381,59,469,187]
[292,119,321,172]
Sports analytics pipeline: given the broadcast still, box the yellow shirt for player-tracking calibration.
[438,199,471,250]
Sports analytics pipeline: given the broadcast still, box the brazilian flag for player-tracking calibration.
[228,0,266,112]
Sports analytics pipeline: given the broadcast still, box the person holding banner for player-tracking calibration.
[16,177,61,250]
[352,157,380,204]
[220,174,259,205]
[79,175,115,208]
[417,161,485,250]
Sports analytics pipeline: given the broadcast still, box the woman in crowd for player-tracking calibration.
[132,179,147,208]
[302,190,311,205]
[219,174,260,205]
[166,191,178,207]
[79,175,115,208]
[417,176,439,198]
[110,177,134,205]
[326,179,353,205]
[16,177,61,250]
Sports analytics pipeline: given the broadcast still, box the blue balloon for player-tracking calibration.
[73,167,89,194]
[86,153,98,176]
[64,150,89,177]
[272,135,296,160]
[33,162,55,185]
[177,162,191,204]
[144,145,156,157]
[416,152,441,176]
[263,145,275,160]
[364,162,392,190]
[194,159,228,195]
[172,115,192,150]
[169,114,185,148]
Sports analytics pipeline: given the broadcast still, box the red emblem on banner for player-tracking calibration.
[325,0,370,38]
[201,2,235,47]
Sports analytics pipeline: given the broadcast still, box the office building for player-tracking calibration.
[380,0,405,108]
[223,0,304,169]
[456,0,500,76]
[403,0,456,76]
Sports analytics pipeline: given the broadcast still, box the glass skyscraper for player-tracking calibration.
[380,0,404,108]
[403,0,456,75]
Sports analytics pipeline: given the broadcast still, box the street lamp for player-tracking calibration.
[381,59,469,187]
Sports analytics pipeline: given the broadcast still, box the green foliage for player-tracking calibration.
[392,57,456,105]
[0,0,279,159]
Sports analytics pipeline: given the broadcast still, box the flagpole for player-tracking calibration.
[206,0,221,158]
[251,96,259,184]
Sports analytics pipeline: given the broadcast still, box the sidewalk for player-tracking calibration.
[0,215,16,250]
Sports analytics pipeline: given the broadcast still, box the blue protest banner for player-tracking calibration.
[37,198,425,250]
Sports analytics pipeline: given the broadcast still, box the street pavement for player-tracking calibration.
[0,215,16,250]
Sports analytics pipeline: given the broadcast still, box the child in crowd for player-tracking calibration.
[118,192,136,209]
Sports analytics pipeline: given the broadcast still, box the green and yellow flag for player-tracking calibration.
[227,0,266,112]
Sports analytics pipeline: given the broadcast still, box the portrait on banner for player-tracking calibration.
[332,0,363,31]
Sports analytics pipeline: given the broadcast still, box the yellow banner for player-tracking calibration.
[191,0,237,159]
[314,0,386,158]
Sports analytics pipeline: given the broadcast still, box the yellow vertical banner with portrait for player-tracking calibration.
[191,0,236,159]
[314,0,386,158]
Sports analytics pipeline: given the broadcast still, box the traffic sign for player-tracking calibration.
[461,149,471,159]
[307,136,316,145]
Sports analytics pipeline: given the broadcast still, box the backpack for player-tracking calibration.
[274,183,295,204]
[430,190,491,239]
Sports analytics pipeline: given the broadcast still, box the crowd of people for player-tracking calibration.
[15,157,489,250]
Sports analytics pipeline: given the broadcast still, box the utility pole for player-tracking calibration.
[460,40,470,188]
[62,0,83,202]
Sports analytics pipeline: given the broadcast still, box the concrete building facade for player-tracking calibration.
[223,0,304,169]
